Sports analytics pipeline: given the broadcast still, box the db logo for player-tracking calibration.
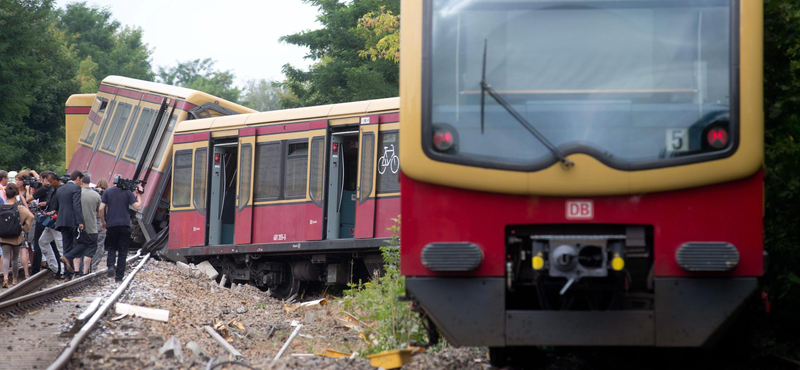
[566,200,593,220]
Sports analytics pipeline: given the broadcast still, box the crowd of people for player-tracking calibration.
[0,169,141,288]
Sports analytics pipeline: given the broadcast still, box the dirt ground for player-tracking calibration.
[65,258,489,370]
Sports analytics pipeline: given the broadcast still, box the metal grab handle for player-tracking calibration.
[337,149,345,214]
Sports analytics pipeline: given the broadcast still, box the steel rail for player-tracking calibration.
[0,269,51,303]
[48,252,151,370]
[0,254,139,316]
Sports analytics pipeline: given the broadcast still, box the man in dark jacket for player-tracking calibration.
[51,171,84,280]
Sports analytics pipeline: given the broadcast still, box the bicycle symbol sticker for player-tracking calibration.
[378,144,400,174]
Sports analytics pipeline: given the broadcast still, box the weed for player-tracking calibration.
[342,216,428,355]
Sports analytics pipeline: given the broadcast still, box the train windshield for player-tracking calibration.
[428,0,734,170]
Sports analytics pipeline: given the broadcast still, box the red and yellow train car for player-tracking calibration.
[67,76,255,243]
[167,98,400,297]
[400,0,763,361]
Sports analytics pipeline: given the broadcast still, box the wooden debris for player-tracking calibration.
[203,325,242,358]
[62,298,81,302]
[115,303,169,322]
[283,298,328,313]
[316,349,349,359]
[274,324,303,361]
[110,313,128,321]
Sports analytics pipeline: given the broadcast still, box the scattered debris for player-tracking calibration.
[213,318,232,342]
[291,353,316,358]
[317,349,350,358]
[186,341,209,359]
[235,306,248,314]
[203,325,242,358]
[298,334,313,339]
[115,303,170,322]
[283,298,328,313]
[159,336,183,360]
[368,349,413,370]
[274,324,303,361]
[111,313,129,321]
[62,298,81,302]
[219,274,227,288]
[196,261,220,280]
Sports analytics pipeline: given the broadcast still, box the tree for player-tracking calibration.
[157,58,242,103]
[58,2,154,91]
[0,0,79,170]
[356,6,400,63]
[762,0,800,353]
[277,0,400,108]
[241,79,291,111]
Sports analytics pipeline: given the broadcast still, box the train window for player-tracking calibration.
[359,133,375,203]
[254,142,282,200]
[284,142,309,199]
[101,102,132,152]
[309,137,325,207]
[172,150,193,208]
[193,148,208,213]
[238,144,252,211]
[124,108,156,160]
[376,132,400,193]
[80,98,108,145]
[153,115,179,169]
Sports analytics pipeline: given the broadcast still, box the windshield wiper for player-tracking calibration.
[479,40,574,168]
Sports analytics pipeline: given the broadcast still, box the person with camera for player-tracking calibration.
[28,170,53,275]
[90,178,109,272]
[0,184,34,288]
[50,171,84,281]
[100,174,141,282]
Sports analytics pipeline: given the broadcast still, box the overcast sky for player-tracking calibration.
[55,0,321,86]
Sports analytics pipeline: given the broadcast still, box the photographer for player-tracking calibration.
[90,178,109,272]
[29,170,52,275]
[38,172,65,278]
[100,174,141,282]
[51,171,84,281]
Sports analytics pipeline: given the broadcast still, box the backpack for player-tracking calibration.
[0,203,22,238]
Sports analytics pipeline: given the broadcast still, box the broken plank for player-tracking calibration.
[203,325,243,358]
[115,303,169,322]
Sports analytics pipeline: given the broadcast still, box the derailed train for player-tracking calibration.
[66,77,401,297]
[65,0,765,363]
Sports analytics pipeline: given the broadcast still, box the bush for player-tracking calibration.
[342,217,428,355]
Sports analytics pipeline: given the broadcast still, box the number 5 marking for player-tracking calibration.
[666,129,689,152]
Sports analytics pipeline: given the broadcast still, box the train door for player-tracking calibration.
[169,133,209,249]
[355,119,379,238]
[325,129,360,239]
[234,134,255,245]
[208,140,239,245]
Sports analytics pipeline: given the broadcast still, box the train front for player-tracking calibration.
[399,0,764,352]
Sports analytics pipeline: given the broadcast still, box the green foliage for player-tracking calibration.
[343,217,427,355]
[241,79,289,111]
[58,2,154,91]
[276,0,400,108]
[762,0,800,355]
[356,6,400,63]
[0,0,79,170]
[158,58,242,103]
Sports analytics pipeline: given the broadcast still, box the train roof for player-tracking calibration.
[175,97,400,133]
[101,76,256,114]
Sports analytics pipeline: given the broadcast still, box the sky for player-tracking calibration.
[55,0,321,86]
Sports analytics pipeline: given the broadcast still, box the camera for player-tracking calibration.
[59,174,70,184]
[22,175,41,189]
[113,175,146,194]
